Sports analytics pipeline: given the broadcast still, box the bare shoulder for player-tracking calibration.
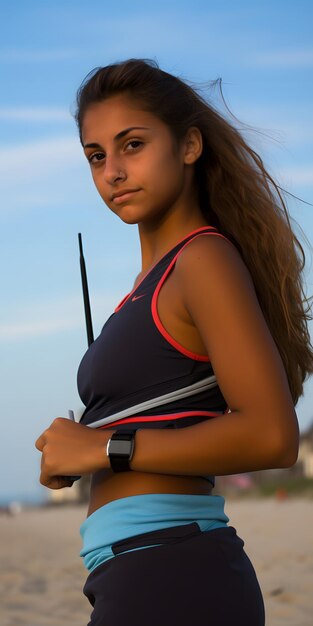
[175,233,257,304]
[174,230,295,417]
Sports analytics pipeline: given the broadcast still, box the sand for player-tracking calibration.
[0,498,312,626]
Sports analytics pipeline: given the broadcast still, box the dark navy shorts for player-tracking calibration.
[83,522,265,625]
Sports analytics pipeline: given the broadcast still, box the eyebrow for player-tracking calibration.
[83,126,150,149]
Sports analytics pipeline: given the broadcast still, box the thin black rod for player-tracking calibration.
[78,233,94,347]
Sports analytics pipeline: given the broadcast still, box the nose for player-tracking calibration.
[103,154,127,185]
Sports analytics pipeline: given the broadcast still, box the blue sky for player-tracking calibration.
[1,0,312,503]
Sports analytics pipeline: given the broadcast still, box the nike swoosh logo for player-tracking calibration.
[132,294,146,301]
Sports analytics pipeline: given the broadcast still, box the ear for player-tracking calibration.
[183,127,203,164]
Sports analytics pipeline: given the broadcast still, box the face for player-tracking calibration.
[81,95,197,226]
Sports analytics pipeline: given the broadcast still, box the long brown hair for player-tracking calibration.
[75,58,313,405]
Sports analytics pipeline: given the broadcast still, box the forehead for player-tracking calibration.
[81,95,164,144]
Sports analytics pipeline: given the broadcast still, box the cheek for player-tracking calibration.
[148,151,183,190]
[91,171,106,198]
[155,163,184,200]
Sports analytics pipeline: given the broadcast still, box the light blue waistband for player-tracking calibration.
[80,493,229,572]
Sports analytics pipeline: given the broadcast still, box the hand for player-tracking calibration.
[35,418,114,490]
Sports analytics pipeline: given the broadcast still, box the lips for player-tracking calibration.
[112,189,140,204]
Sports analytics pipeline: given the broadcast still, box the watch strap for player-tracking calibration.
[107,429,136,472]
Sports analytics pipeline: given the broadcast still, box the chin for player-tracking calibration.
[105,205,137,224]
[110,202,166,226]
[113,205,147,225]
[119,216,141,225]
[114,211,141,225]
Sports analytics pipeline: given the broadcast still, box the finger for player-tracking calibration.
[52,477,75,489]
[40,471,74,490]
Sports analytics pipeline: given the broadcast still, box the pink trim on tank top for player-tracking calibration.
[151,231,231,361]
[114,226,217,313]
[99,409,222,428]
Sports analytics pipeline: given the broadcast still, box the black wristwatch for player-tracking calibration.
[106,430,136,472]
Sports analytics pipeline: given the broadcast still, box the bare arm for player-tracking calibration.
[36,236,299,487]
[130,236,299,476]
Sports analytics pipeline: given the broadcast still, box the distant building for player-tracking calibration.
[49,479,81,503]
[298,422,313,478]
[49,475,91,503]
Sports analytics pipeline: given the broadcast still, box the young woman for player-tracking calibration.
[35,59,312,625]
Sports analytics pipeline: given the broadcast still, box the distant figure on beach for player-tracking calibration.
[35,59,313,625]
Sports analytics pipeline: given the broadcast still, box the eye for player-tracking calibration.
[125,140,143,151]
[87,152,105,164]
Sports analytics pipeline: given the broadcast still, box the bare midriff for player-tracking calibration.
[88,470,213,516]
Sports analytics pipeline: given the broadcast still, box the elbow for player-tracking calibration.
[278,442,299,468]
[271,422,299,469]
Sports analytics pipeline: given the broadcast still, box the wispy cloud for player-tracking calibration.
[279,165,313,186]
[0,136,81,181]
[252,48,313,68]
[0,318,79,341]
[0,48,81,62]
[0,136,86,213]
[0,107,71,122]
[0,293,118,342]
[232,108,313,149]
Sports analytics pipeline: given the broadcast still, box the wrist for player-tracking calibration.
[94,429,117,471]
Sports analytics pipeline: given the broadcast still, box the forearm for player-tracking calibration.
[35,408,298,490]
[130,410,299,476]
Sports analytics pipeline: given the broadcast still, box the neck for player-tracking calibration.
[137,204,210,274]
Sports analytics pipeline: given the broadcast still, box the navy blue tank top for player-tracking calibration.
[77,226,230,484]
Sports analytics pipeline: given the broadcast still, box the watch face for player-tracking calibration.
[109,439,134,457]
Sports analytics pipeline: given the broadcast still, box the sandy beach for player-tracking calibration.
[0,497,312,626]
